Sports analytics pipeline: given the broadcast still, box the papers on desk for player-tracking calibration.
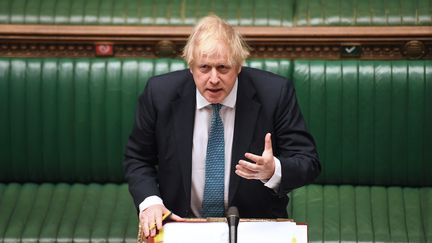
[161,220,307,243]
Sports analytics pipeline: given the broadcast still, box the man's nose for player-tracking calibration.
[209,68,219,84]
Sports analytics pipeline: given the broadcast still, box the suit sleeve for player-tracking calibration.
[274,79,321,195]
[123,79,161,209]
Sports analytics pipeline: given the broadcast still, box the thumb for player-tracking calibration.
[169,212,185,222]
[264,133,273,154]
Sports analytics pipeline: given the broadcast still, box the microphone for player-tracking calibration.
[226,206,240,243]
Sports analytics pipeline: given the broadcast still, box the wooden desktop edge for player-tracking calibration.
[137,218,302,243]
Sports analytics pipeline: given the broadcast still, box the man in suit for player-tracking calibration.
[123,15,321,237]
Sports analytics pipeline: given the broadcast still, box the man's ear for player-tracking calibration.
[237,66,242,74]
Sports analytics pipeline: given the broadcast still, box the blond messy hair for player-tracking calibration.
[182,15,250,66]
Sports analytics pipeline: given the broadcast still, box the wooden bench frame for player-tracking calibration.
[0,25,431,59]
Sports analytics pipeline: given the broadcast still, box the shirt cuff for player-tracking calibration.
[261,156,282,190]
[138,195,164,212]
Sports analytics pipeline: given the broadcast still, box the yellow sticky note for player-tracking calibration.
[154,228,164,243]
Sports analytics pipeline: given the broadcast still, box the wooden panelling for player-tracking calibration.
[0,25,431,59]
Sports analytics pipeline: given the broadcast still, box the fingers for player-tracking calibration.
[140,211,150,237]
[155,212,163,231]
[150,228,157,238]
[235,162,259,179]
[140,205,166,238]
[236,159,275,180]
[140,209,156,237]
[244,152,263,164]
[238,160,260,172]
[140,206,184,238]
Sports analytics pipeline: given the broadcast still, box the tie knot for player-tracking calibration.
[211,103,222,113]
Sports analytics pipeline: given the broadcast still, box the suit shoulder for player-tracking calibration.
[144,69,192,94]
[147,69,191,86]
[139,69,193,104]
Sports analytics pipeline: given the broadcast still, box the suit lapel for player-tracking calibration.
[229,72,261,205]
[171,78,196,204]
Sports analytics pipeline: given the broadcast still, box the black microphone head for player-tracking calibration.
[226,206,240,227]
[226,206,239,218]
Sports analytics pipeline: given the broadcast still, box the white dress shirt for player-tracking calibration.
[139,80,282,215]
[190,80,237,217]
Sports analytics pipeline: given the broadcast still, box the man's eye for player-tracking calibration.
[199,65,210,72]
[217,65,230,73]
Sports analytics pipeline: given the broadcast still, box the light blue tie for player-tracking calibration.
[202,104,225,217]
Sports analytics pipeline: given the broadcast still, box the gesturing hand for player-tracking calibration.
[235,133,275,180]
[140,204,183,238]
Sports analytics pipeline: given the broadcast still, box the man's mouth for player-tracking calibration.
[207,88,222,93]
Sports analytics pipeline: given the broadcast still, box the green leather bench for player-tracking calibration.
[1,58,431,242]
[0,0,430,26]
[290,60,432,242]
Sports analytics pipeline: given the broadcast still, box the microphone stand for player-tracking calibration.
[226,206,240,243]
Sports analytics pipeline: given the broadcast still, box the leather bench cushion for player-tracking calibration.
[1,183,431,243]
[293,60,432,186]
[288,185,432,242]
[0,183,138,243]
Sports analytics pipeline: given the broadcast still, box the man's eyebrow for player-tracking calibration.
[198,63,229,67]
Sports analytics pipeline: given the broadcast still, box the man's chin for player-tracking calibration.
[205,97,223,104]
[204,93,225,104]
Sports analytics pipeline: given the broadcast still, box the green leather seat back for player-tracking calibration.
[0,58,187,182]
[294,60,432,186]
[294,0,432,26]
[2,0,430,26]
[0,0,294,26]
[0,58,293,183]
[1,58,431,187]
[2,58,431,186]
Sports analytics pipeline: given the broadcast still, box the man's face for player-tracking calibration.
[190,47,241,104]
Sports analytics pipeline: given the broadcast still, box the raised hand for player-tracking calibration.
[235,133,275,180]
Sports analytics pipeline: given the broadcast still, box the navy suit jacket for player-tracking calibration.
[123,67,320,218]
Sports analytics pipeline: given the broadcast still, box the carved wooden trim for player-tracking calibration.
[0,25,431,59]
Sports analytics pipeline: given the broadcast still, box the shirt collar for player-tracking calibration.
[196,79,238,110]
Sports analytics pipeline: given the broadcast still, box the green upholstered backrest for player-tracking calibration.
[293,0,432,26]
[1,58,431,186]
[0,58,187,182]
[0,58,293,183]
[1,0,431,26]
[0,0,295,26]
[294,60,432,186]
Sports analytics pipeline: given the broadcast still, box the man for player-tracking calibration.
[123,15,321,237]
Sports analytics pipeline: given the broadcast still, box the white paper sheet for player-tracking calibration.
[162,221,307,243]
[163,222,228,243]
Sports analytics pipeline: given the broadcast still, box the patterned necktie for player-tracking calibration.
[202,104,225,217]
